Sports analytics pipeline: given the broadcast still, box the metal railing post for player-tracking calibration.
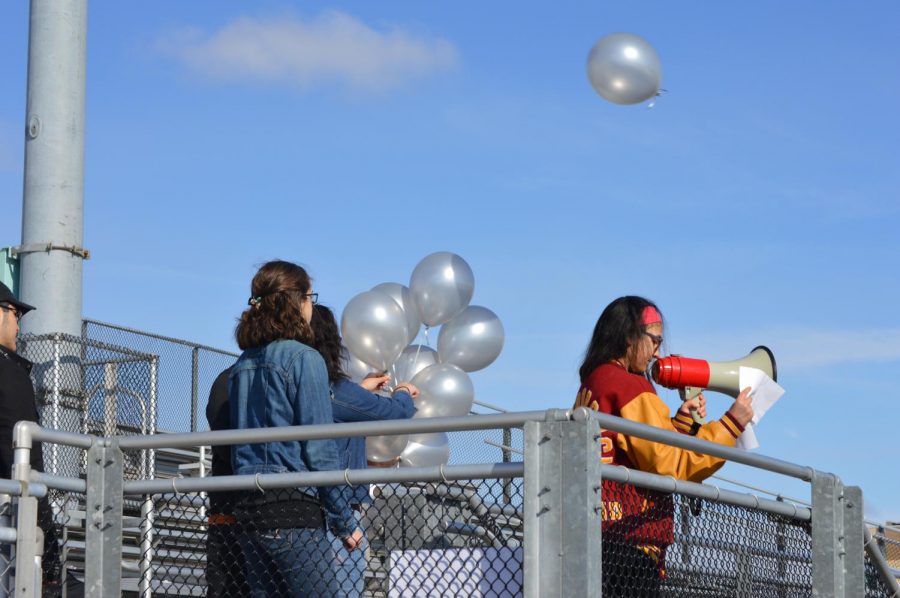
[502,427,512,505]
[13,450,38,598]
[0,494,12,597]
[523,414,602,597]
[84,442,123,597]
[190,347,199,432]
[811,472,864,597]
[102,363,118,438]
[842,485,865,595]
[138,497,154,598]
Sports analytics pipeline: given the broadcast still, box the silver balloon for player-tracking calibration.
[341,290,409,371]
[366,434,409,463]
[409,252,475,327]
[341,345,380,383]
[393,344,438,383]
[400,432,450,468]
[586,32,662,105]
[411,363,474,418]
[437,305,505,372]
[372,282,422,345]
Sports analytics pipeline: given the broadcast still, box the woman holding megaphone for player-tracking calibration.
[577,295,753,598]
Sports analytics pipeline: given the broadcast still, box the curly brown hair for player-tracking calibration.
[235,260,315,350]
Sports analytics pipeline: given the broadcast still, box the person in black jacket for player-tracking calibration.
[0,283,42,479]
[0,282,70,596]
[204,366,251,598]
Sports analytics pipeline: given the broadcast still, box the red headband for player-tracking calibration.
[641,306,662,326]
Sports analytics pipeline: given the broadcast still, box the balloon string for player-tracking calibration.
[388,362,398,392]
[409,342,423,381]
[424,326,431,348]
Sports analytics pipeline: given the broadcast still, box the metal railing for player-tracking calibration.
[1,409,897,597]
[7,326,898,596]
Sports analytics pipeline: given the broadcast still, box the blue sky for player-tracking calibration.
[2,2,898,520]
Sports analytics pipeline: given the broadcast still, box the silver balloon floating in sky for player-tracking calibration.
[409,252,475,327]
[586,32,662,106]
[340,290,409,371]
[438,305,505,372]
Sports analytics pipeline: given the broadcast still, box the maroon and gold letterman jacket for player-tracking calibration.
[580,362,745,574]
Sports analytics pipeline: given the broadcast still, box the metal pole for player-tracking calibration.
[138,356,158,597]
[12,447,38,598]
[190,347,199,432]
[523,418,603,597]
[0,494,11,597]
[84,442,123,598]
[138,498,154,598]
[50,334,60,475]
[502,427,512,506]
[102,363,117,438]
[811,472,865,597]
[18,0,88,338]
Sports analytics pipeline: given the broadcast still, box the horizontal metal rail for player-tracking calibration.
[0,479,47,498]
[23,330,156,362]
[115,409,572,450]
[31,472,86,493]
[0,527,16,543]
[573,408,817,481]
[84,318,239,357]
[122,462,524,496]
[601,464,812,521]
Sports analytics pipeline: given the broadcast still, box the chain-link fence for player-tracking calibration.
[82,320,237,434]
[5,325,899,596]
[143,479,524,597]
[7,416,900,597]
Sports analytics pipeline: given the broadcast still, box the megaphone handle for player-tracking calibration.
[679,386,707,426]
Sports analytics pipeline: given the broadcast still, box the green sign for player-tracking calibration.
[1,248,19,293]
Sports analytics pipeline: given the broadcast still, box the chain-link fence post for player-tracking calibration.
[13,453,39,597]
[84,442,123,597]
[811,471,865,597]
[502,427,512,506]
[523,413,602,597]
[0,494,12,596]
[191,347,200,432]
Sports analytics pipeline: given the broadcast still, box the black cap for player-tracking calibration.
[0,282,36,315]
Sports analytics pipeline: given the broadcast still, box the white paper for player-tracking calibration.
[734,366,785,450]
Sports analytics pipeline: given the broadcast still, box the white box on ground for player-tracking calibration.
[389,547,523,597]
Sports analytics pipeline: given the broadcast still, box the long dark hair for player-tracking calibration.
[310,304,348,384]
[235,260,315,350]
[578,296,663,382]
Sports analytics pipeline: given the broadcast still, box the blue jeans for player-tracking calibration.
[241,526,339,597]
[329,510,368,597]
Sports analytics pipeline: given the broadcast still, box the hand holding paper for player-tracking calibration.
[735,366,785,450]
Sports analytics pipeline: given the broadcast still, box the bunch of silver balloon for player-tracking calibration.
[339,252,505,468]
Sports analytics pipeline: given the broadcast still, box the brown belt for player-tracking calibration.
[208,513,236,525]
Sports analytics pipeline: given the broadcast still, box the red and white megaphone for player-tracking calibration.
[651,346,777,425]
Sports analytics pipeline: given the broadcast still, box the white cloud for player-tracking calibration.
[682,326,900,370]
[158,11,459,93]
[770,328,900,369]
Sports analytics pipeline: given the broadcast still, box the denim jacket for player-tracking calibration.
[330,378,416,504]
[229,339,355,537]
